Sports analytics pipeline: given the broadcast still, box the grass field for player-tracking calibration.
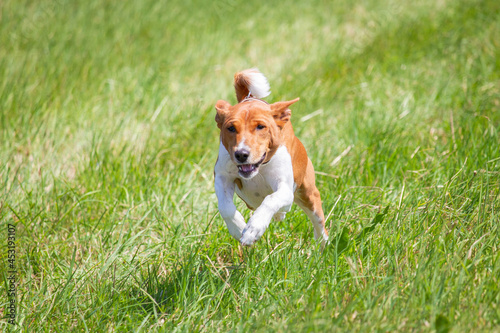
[1,0,499,331]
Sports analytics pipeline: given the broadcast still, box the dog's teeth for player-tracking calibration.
[240,165,254,173]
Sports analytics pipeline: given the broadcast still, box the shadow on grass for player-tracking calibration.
[328,205,390,256]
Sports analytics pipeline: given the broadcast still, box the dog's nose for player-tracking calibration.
[235,149,250,163]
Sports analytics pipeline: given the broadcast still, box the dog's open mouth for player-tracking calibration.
[238,153,266,178]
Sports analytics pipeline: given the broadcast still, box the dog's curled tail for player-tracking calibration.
[234,68,271,102]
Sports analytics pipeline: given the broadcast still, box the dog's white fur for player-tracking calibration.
[242,68,271,98]
[215,144,295,244]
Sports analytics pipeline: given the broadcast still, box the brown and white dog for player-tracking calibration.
[214,69,329,246]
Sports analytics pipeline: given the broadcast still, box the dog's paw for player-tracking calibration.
[240,224,265,246]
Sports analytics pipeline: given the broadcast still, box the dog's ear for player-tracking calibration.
[215,100,232,129]
[270,98,299,128]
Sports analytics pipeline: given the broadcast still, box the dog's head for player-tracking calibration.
[215,98,299,179]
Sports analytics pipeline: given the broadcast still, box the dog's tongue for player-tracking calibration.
[240,164,254,173]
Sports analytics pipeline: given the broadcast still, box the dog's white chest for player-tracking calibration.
[215,144,295,212]
[235,172,274,210]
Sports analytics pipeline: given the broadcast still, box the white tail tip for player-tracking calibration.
[244,68,271,99]
[234,68,271,102]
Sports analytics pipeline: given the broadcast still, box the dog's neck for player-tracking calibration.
[240,94,269,105]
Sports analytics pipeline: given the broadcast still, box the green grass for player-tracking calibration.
[1,0,499,331]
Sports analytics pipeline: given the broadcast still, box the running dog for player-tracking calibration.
[214,69,328,246]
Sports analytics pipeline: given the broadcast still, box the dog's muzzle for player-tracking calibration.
[237,153,266,178]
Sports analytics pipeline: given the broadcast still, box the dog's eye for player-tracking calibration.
[256,124,265,130]
[227,126,236,133]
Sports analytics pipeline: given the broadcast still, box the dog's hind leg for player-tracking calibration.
[294,159,329,246]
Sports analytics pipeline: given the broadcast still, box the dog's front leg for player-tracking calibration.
[215,174,247,240]
[240,183,294,246]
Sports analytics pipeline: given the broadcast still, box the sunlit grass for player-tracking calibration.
[1,0,499,331]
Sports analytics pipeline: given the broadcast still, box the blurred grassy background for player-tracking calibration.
[1,0,499,331]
